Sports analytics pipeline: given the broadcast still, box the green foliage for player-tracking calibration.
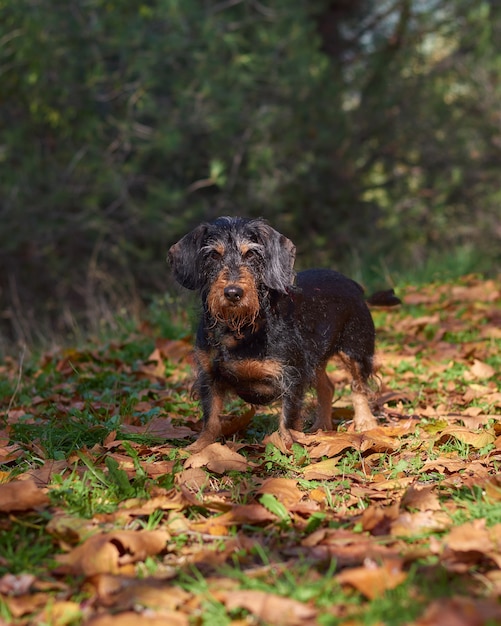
[1,0,500,350]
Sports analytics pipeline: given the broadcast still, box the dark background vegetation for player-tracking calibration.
[1,0,500,351]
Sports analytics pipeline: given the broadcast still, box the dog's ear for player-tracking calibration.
[168,224,207,290]
[256,222,296,292]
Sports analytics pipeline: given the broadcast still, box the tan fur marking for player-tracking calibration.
[334,351,377,431]
[311,366,334,431]
[224,358,283,381]
[209,242,225,257]
[352,392,377,430]
[239,242,259,258]
[188,390,225,453]
[195,347,213,374]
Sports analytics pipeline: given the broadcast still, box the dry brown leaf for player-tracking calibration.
[220,407,256,436]
[422,457,469,473]
[155,338,193,363]
[438,427,495,449]
[184,442,254,473]
[257,477,303,507]
[190,503,277,532]
[307,432,363,458]
[262,430,294,453]
[445,519,493,553]
[175,467,209,491]
[86,612,188,626]
[484,477,501,502]
[46,513,98,545]
[37,600,81,626]
[469,359,496,380]
[370,476,415,491]
[120,416,193,439]
[54,529,169,576]
[391,511,450,537]
[0,479,49,512]
[336,558,407,600]
[362,503,399,535]
[451,281,500,302]
[0,573,35,595]
[138,347,166,379]
[414,596,501,626]
[400,484,442,511]
[441,520,501,571]
[221,589,317,626]
[90,574,189,611]
[2,592,48,618]
[302,458,340,480]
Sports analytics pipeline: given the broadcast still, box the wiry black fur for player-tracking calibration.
[168,216,400,451]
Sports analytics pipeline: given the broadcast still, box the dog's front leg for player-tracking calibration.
[279,385,306,448]
[188,383,225,452]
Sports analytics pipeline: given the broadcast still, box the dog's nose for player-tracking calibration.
[224,285,244,303]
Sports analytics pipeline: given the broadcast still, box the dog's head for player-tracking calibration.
[168,217,296,329]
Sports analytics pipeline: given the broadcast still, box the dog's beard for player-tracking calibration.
[207,300,259,334]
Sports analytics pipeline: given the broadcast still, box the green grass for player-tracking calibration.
[0,276,500,625]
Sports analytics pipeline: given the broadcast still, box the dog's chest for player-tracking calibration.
[204,327,284,403]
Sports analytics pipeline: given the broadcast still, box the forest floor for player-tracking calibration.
[1,275,500,626]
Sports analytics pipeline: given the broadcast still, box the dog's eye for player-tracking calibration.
[243,249,257,261]
[209,250,222,260]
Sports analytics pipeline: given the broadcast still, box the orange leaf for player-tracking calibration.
[336,559,407,600]
[438,426,495,449]
[222,590,317,626]
[86,612,188,626]
[0,479,49,512]
[469,359,496,380]
[184,442,255,473]
[257,478,303,507]
[400,484,441,511]
[54,530,169,576]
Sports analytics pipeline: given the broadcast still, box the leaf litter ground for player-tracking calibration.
[0,275,500,625]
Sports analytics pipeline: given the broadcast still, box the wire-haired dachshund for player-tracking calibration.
[169,216,400,452]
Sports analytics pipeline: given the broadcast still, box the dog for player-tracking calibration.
[168,216,400,452]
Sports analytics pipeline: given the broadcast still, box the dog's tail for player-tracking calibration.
[366,289,401,308]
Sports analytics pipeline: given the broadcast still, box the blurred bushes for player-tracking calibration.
[1,0,500,347]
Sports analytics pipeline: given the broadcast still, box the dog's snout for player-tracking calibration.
[224,285,244,303]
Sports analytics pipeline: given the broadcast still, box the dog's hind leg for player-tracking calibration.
[338,352,378,431]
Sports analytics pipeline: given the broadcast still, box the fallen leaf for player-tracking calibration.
[257,478,303,507]
[391,511,450,537]
[221,589,317,626]
[0,573,35,595]
[0,479,49,512]
[90,574,189,611]
[2,593,48,618]
[120,416,193,439]
[415,596,501,626]
[307,433,363,458]
[302,457,340,480]
[400,484,441,511]
[86,612,188,626]
[184,442,255,473]
[336,558,407,600]
[438,427,495,449]
[469,359,495,380]
[190,503,278,531]
[37,600,81,626]
[138,347,166,379]
[54,530,169,576]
